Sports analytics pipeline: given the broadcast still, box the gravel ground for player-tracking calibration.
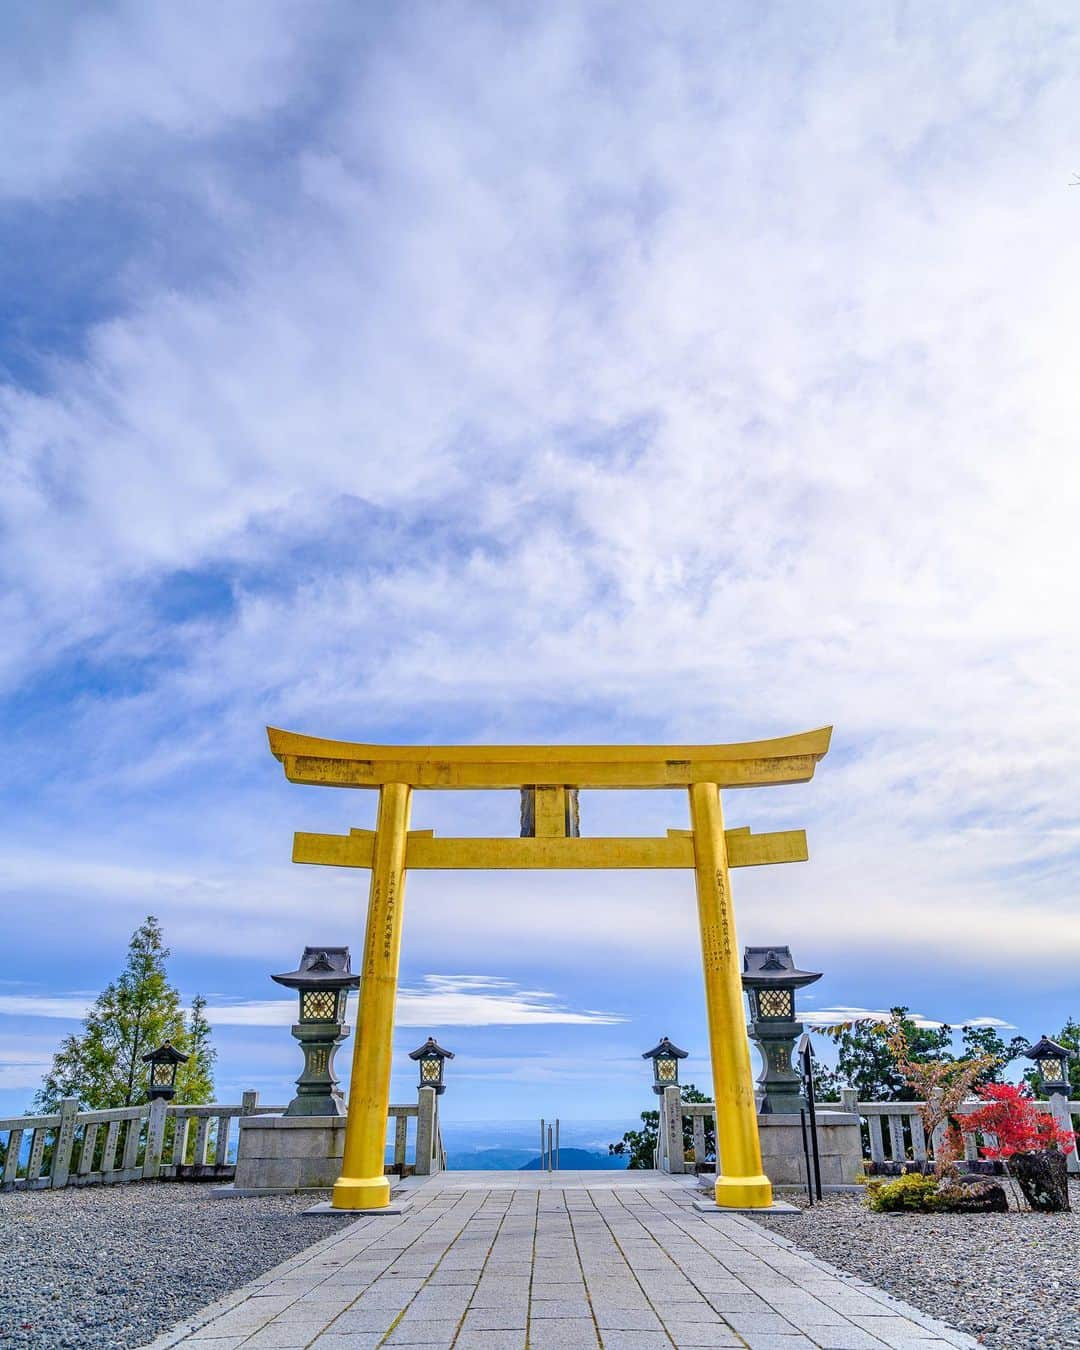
[0,1182,353,1349]
[749,1183,1080,1349]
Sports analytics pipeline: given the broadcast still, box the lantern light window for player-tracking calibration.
[301,988,339,1022]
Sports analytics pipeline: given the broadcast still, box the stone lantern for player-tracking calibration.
[408,1037,454,1094]
[642,1036,688,1095]
[1025,1035,1072,1096]
[143,1041,189,1102]
[742,946,822,1114]
[271,946,361,1117]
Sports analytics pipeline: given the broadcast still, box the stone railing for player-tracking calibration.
[0,1091,283,1192]
[839,1087,1080,1175]
[0,1088,442,1192]
[652,1084,1079,1183]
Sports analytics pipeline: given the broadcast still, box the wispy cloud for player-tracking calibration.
[801,1007,1017,1031]
[0,975,625,1029]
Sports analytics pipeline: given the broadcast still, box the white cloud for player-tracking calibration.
[801,1007,1017,1031]
[0,975,625,1029]
[1,2,1079,1008]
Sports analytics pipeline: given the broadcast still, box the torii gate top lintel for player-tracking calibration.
[266,724,832,790]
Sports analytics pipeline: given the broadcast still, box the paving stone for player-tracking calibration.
[237,1327,311,1349]
[330,1306,402,1333]
[654,1301,724,1324]
[427,1269,484,1285]
[309,1336,383,1349]
[722,1311,802,1335]
[173,1340,248,1349]
[452,1332,527,1350]
[592,1306,664,1331]
[596,1333,672,1349]
[703,1291,772,1314]
[736,1338,818,1350]
[469,1288,530,1309]
[525,1318,600,1347]
[460,1306,529,1331]
[529,1299,593,1318]
[384,1316,460,1344]
[665,1327,745,1348]
[796,1328,890,1349]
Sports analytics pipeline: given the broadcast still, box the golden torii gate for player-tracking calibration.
[267,724,832,1212]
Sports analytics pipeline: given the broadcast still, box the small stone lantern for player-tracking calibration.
[742,946,822,1115]
[1025,1035,1071,1096]
[408,1037,454,1094]
[143,1041,189,1102]
[271,946,361,1117]
[642,1037,688,1096]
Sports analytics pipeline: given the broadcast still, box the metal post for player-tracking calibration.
[547,1125,553,1172]
[799,1109,813,1206]
[333,782,412,1211]
[688,783,771,1208]
[555,1119,560,1171]
[798,1034,822,1201]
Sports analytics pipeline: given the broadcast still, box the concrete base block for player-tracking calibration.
[232,1115,349,1193]
[693,1199,799,1214]
[757,1111,863,1187]
[304,1200,409,1216]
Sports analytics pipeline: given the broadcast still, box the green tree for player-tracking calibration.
[35,916,215,1110]
[960,1024,1028,1087]
[815,1007,953,1101]
[174,993,217,1103]
[608,1084,715,1169]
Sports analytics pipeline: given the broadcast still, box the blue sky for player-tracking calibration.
[2,1,1079,1129]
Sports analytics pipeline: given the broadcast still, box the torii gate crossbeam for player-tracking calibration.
[268,725,832,1212]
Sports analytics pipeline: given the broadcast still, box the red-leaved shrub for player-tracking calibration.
[960,1082,1076,1159]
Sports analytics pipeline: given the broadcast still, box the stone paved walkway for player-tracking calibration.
[149,1174,976,1350]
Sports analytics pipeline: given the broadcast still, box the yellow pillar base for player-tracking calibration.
[713,1174,773,1209]
[331,1174,390,1210]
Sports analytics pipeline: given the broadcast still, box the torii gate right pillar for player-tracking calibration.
[689,782,771,1207]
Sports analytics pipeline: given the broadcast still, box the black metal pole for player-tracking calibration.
[799,1107,813,1206]
[799,1034,823,1201]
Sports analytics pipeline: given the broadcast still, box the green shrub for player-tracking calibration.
[865,1172,945,1212]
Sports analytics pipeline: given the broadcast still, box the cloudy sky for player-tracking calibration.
[2,1,1078,1126]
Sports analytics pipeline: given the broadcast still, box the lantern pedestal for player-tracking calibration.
[756,1109,862,1187]
[221,1115,350,1195]
[284,1021,351,1117]
[749,1021,805,1115]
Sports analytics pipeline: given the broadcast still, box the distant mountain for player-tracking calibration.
[520,1147,627,1171]
[443,1145,629,1172]
[445,1148,539,1170]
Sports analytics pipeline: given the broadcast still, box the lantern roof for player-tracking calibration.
[142,1040,189,1065]
[1025,1034,1072,1062]
[408,1036,455,1061]
[741,945,822,991]
[271,946,362,991]
[641,1036,688,1061]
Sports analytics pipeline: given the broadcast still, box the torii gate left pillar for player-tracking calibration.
[268,726,832,1211]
